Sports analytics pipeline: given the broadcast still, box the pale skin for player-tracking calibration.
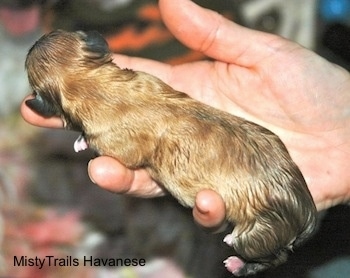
[21,0,350,230]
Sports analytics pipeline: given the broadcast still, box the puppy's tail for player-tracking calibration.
[293,205,317,248]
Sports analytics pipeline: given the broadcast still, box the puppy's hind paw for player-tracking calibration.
[223,233,234,246]
[223,256,245,276]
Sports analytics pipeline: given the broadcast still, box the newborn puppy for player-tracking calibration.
[25,30,317,276]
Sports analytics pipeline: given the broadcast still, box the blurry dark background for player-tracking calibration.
[0,0,349,277]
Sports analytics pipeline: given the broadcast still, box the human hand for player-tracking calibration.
[22,0,350,226]
[88,0,350,211]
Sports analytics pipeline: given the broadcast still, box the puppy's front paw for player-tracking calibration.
[74,133,88,152]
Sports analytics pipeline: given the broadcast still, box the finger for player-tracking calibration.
[88,156,165,197]
[112,54,173,83]
[20,95,63,128]
[193,189,226,231]
[159,0,281,67]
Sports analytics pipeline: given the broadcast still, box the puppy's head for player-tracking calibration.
[25,30,112,130]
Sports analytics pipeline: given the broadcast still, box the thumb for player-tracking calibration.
[159,0,281,67]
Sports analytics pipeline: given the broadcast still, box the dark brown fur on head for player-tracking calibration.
[25,30,317,276]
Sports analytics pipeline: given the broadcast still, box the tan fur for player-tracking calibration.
[25,30,317,276]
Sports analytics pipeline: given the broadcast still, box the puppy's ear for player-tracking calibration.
[81,31,109,55]
[25,92,59,117]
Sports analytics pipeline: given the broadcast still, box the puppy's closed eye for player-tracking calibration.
[80,30,109,55]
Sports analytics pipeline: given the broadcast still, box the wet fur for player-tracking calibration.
[25,30,316,276]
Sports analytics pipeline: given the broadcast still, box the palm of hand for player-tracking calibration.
[168,42,350,210]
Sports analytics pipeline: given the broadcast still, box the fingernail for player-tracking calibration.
[88,159,96,184]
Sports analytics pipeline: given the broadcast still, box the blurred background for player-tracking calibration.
[0,0,349,277]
